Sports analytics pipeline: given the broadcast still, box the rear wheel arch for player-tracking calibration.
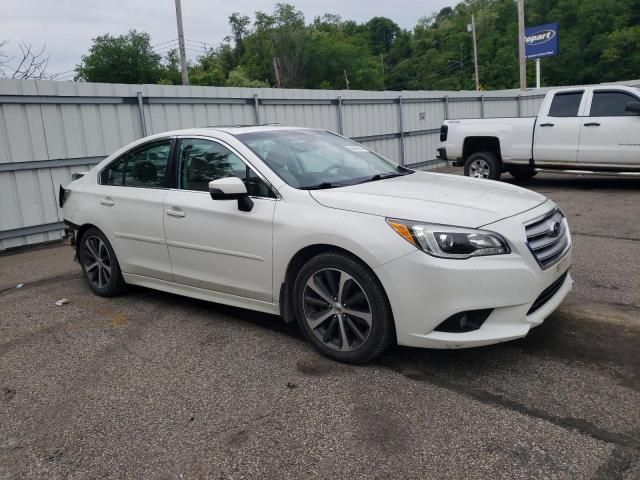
[463,136,502,167]
[76,223,100,246]
[77,226,126,296]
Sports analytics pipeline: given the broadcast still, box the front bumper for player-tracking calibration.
[374,202,573,349]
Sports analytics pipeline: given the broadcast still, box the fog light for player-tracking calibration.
[434,309,493,333]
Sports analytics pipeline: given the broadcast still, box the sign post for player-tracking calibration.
[525,22,559,89]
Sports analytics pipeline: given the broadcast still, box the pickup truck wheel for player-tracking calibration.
[464,152,501,180]
[508,167,537,180]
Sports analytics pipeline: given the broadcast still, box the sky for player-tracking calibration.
[2,0,457,79]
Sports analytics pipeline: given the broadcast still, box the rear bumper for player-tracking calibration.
[436,147,448,161]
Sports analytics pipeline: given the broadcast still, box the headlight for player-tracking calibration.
[387,218,510,259]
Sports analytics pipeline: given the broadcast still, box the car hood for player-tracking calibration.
[309,171,548,228]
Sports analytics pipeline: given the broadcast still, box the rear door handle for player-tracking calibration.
[100,198,114,206]
[539,123,555,127]
[584,122,601,127]
[165,208,185,218]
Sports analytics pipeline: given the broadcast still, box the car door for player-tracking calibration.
[96,139,174,281]
[533,90,585,165]
[577,89,640,166]
[163,137,277,302]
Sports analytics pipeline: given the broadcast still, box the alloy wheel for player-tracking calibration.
[82,235,112,289]
[469,158,491,179]
[302,268,372,352]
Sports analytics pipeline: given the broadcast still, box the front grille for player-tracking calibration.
[525,208,570,269]
[527,271,568,315]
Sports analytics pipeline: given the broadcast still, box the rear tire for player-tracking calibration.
[464,151,501,180]
[293,252,394,364]
[508,166,537,180]
[78,227,126,297]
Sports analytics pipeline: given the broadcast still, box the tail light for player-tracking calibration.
[439,124,448,142]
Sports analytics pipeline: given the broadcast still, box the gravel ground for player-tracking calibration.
[1,168,638,479]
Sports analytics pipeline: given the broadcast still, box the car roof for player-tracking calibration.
[158,125,316,137]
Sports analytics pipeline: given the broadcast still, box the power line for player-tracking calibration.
[152,38,178,48]
[385,54,474,90]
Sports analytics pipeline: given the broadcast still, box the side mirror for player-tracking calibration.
[208,177,254,212]
[625,101,640,114]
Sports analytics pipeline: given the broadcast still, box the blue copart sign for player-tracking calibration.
[525,23,559,59]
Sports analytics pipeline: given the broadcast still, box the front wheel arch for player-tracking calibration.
[280,245,394,331]
[291,250,396,363]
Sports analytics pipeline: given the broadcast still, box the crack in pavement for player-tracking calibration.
[377,360,640,453]
[0,271,81,296]
[572,231,640,242]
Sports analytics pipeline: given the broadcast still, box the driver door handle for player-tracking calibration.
[584,122,601,127]
[100,198,114,206]
[539,123,555,127]
[165,208,185,218]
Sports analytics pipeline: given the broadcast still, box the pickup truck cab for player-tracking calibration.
[438,85,640,180]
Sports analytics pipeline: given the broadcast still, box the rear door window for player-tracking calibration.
[101,140,172,188]
[548,92,583,117]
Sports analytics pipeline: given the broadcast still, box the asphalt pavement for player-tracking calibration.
[1,168,638,479]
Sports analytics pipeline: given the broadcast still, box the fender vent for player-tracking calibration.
[527,271,568,315]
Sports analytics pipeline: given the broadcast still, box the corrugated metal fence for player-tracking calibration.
[0,78,637,250]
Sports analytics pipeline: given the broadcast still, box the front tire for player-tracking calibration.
[293,252,394,364]
[464,151,501,180]
[78,227,126,297]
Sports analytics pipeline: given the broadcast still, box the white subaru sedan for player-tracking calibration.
[60,126,573,363]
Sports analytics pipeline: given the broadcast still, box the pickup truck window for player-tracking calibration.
[590,91,639,117]
[548,92,583,117]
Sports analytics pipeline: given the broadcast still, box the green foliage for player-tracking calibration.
[75,30,163,84]
[225,66,269,87]
[76,1,640,90]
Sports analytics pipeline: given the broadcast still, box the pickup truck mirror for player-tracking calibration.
[624,102,640,114]
[209,177,254,212]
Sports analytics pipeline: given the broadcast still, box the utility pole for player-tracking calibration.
[471,15,480,91]
[517,0,526,90]
[459,45,465,90]
[272,57,282,88]
[174,0,189,85]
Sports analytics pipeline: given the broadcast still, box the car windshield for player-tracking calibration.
[236,129,412,189]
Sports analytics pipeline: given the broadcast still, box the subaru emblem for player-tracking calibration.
[548,221,561,237]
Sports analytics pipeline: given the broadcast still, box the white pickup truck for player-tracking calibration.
[438,85,640,180]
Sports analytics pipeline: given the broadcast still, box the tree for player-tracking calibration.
[365,17,401,55]
[0,40,52,79]
[75,30,163,84]
[69,0,640,90]
[225,66,269,87]
[229,12,251,65]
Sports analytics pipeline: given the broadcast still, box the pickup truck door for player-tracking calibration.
[533,90,585,165]
[577,89,640,166]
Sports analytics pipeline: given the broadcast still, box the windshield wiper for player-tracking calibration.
[355,171,411,184]
[302,182,348,190]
